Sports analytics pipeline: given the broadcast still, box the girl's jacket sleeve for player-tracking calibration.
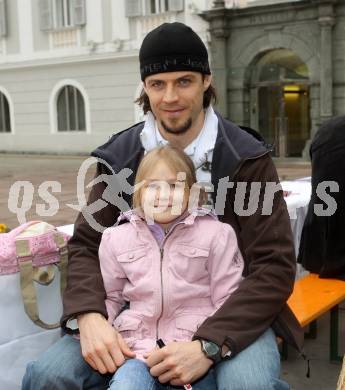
[99,228,126,325]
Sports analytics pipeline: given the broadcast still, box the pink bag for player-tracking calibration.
[0,221,71,388]
[0,220,70,329]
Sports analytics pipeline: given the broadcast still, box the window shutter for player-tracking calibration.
[0,0,7,37]
[168,0,184,11]
[73,0,86,26]
[125,0,142,17]
[39,0,53,31]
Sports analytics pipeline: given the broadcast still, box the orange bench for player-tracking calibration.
[287,273,345,361]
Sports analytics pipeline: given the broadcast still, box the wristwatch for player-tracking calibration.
[199,339,222,365]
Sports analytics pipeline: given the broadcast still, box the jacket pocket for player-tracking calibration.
[174,314,207,341]
[175,244,209,259]
[117,247,147,263]
[116,246,151,280]
[171,244,210,283]
[113,312,142,347]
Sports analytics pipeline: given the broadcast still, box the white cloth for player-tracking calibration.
[139,106,218,184]
[281,179,312,263]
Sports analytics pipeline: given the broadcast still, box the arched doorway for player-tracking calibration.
[249,49,310,158]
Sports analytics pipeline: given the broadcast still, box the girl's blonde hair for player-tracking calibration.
[133,145,205,209]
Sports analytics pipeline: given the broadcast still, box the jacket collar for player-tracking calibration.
[117,207,217,228]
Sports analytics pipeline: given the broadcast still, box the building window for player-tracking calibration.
[125,0,183,17]
[54,0,72,28]
[40,0,86,31]
[148,0,169,14]
[0,0,8,37]
[57,85,85,131]
[0,91,11,133]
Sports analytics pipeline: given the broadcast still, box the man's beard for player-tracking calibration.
[161,118,192,135]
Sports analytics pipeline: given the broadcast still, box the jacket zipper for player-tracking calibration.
[155,221,185,341]
[156,246,164,340]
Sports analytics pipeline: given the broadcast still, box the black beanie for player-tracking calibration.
[139,22,211,81]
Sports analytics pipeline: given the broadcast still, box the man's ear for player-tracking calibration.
[142,81,147,94]
[203,74,212,91]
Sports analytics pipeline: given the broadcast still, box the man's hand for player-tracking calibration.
[144,340,212,386]
[77,313,136,374]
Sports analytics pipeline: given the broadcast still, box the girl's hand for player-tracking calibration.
[78,312,136,374]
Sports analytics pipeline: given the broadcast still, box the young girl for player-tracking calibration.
[99,145,244,390]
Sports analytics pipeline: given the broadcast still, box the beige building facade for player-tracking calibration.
[0,0,205,154]
[0,0,343,158]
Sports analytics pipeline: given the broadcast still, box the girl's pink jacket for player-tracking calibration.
[99,210,244,359]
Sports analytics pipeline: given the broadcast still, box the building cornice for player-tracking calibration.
[202,0,319,29]
[0,50,139,71]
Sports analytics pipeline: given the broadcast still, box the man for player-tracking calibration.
[298,116,345,280]
[23,23,303,390]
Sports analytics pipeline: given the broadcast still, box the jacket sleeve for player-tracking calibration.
[61,162,121,330]
[99,229,127,324]
[193,154,296,356]
[208,224,244,311]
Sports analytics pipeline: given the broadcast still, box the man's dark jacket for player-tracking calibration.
[62,113,304,357]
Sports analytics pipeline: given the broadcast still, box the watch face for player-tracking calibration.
[204,341,220,357]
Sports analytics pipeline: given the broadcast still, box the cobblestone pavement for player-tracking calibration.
[1,154,95,228]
